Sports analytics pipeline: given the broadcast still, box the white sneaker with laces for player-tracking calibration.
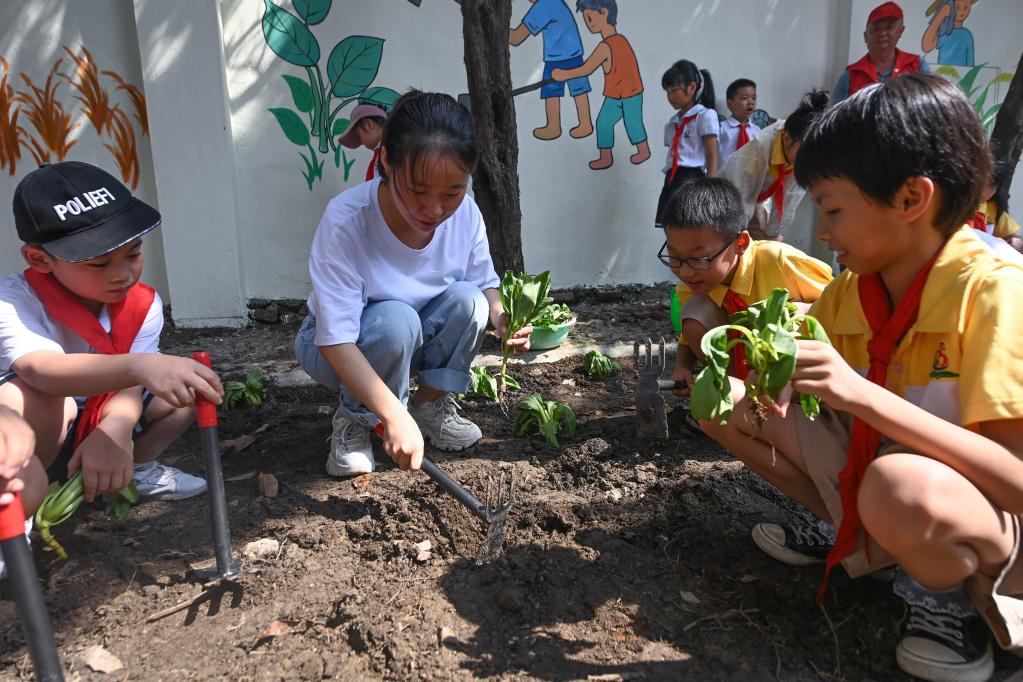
[326,408,374,477]
[409,394,482,451]
[133,461,207,501]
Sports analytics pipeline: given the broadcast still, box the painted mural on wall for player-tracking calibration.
[934,62,1012,135]
[509,0,647,171]
[260,0,400,190]
[921,0,978,67]
[0,46,147,188]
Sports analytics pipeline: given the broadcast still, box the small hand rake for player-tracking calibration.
[374,424,513,562]
[634,337,687,440]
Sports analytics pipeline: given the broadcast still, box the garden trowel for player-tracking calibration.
[634,338,687,440]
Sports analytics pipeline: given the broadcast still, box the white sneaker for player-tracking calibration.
[326,408,374,477]
[133,461,207,501]
[409,394,482,451]
[0,517,33,580]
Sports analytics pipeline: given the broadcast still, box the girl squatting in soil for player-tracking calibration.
[700,75,1023,682]
[295,91,531,477]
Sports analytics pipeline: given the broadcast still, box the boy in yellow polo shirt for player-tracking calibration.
[700,74,1023,682]
[658,177,832,392]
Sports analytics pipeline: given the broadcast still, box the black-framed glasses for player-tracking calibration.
[657,238,735,271]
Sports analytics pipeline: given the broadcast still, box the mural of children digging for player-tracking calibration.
[922,0,978,67]
[552,0,649,170]
[509,0,593,140]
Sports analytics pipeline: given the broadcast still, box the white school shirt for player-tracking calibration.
[662,104,720,174]
[307,178,500,347]
[717,116,761,166]
[0,273,163,372]
[719,120,806,239]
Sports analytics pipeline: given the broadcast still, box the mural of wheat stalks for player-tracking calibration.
[103,105,139,189]
[61,44,112,135]
[103,69,148,137]
[16,58,79,162]
[0,56,29,175]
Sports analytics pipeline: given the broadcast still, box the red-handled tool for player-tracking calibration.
[373,423,512,562]
[191,352,241,582]
[0,492,64,680]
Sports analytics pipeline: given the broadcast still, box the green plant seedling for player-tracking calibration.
[34,473,140,559]
[225,372,266,409]
[690,288,831,427]
[498,270,553,393]
[533,303,574,327]
[582,349,621,379]
[512,393,576,449]
[466,366,519,402]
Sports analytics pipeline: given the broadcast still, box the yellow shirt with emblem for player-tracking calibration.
[980,200,1020,240]
[676,239,833,344]
[809,227,1023,427]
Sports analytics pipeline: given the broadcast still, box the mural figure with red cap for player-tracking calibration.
[830,1,930,104]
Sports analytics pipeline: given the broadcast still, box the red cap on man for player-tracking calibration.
[867,1,903,25]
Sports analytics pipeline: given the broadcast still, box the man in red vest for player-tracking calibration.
[831,1,929,104]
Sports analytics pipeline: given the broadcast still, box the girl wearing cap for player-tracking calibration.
[340,104,388,181]
[296,91,532,478]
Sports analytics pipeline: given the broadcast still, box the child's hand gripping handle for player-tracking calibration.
[191,352,218,428]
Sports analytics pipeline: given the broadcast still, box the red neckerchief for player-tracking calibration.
[970,211,989,233]
[757,166,792,219]
[24,269,155,448]
[817,244,944,601]
[736,122,750,149]
[723,290,750,380]
[668,113,699,183]
[365,146,381,182]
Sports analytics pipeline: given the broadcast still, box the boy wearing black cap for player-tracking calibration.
[0,162,223,519]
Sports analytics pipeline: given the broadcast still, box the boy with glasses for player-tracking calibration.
[660,177,832,393]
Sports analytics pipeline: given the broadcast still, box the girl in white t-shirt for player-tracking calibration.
[295,91,531,477]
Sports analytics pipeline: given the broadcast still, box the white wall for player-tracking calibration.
[0,0,167,298]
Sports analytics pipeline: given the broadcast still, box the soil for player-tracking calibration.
[1,288,1020,681]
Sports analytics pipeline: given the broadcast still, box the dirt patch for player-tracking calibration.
[1,302,1020,680]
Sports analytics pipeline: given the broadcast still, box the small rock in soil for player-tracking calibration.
[82,645,123,673]
[258,472,279,497]
[438,626,456,646]
[495,587,525,612]
[242,538,280,559]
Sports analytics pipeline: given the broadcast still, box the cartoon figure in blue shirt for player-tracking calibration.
[510,0,593,140]
[922,0,977,67]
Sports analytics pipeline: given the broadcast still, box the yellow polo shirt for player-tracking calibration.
[809,227,1023,427]
[980,200,1020,240]
[766,130,792,183]
[676,240,833,343]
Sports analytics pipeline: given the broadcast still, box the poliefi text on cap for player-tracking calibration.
[13,161,161,262]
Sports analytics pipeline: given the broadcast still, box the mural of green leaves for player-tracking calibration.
[260,0,401,190]
[935,63,1015,135]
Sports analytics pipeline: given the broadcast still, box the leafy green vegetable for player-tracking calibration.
[512,393,576,448]
[533,303,574,328]
[582,349,621,379]
[225,372,266,409]
[498,271,553,393]
[34,473,140,559]
[466,366,518,402]
[690,288,831,427]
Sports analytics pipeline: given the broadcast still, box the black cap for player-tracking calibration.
[13,162,161,262]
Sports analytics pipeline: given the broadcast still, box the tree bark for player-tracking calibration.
[990,50,1023,217]
[461,0,524,275]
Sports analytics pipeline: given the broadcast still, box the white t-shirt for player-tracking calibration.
[0,273,163,373]
[717,116,762,166]
[662,104,720,174]
[307,178,500,347]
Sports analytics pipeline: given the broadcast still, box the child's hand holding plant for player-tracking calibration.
[492,270,553,393]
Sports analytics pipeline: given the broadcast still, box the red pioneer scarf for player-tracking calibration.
[24,269,154,447]
[757,166,792,221]
[970,211,989,233]
[723,290,750,380]
[668,113,698,183]
[365,146,381,181]
[818,245,943,600]
[736,122,750,149]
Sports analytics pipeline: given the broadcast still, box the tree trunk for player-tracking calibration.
[461,0,524,275]
[990,50,1023,217]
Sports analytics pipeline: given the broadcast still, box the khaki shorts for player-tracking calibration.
[795,405,1023,654]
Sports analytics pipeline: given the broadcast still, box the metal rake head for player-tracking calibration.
[633,337,667,379]
[476,469,515,563]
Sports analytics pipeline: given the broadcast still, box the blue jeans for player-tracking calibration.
[294,281,489,426]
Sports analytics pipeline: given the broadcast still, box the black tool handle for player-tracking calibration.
[0,494,65,681]
[511,79,554,97]
[420,458,488,521]
[657,379,688,391]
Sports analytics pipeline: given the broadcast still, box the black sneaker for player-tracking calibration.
[896,603,994,682]
[752,521,833,566]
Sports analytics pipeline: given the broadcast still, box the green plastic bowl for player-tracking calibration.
[529,318,576,350]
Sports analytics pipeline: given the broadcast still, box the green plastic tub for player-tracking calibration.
[529,318,576,350]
